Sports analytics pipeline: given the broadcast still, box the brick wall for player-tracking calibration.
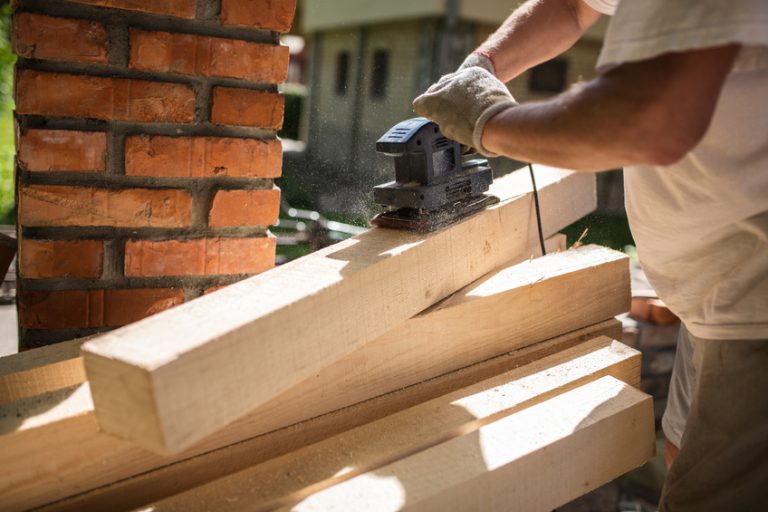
[12,0,296,348]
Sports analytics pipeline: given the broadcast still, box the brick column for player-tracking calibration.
[12,0,296,348]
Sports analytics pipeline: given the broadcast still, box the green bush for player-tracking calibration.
[0,4,15,225]
[278,84,305,141]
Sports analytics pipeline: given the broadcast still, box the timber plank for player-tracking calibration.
[278,377,654,512]
[227,245,628,442]
[82,166,596,454]
[3,238,618,512]
[0,235,566,408]
[29,320,620,512]
[141,337,642,511]
[0,337,86,405]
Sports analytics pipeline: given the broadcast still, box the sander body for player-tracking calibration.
[372,117,498,231]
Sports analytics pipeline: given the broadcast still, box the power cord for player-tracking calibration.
[527,163,546,256]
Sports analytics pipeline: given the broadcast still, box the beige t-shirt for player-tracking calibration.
[584,0,768,340]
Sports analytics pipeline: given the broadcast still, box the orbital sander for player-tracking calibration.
[371,117,499,232]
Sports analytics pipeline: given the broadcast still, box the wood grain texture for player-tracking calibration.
[280,377,654,512]
[28,320,620,512]
[0,235,565,408]
[0,337,86,405]
[143,337,642,511]
[81,166,596,454]
[224,244,628,444]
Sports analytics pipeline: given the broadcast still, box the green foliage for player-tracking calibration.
[0,3,13,110]
[0,3,14,224]
[561,213,635,251]
[278,84,305,141]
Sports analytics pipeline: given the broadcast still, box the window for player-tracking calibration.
[529,58,569,93]
[370,50,389,100]
[335,52,350,96]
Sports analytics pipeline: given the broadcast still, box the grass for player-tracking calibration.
[561,213,635,252]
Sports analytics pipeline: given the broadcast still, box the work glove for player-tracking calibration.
[413,53,517,157]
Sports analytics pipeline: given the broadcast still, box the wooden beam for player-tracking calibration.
[0,337,86,405]
[141,337,643,511]
[81,166,595,454]
[4,238,627,512]
[17,320,620,512]
[277,377,654,512]
[232,244,628,441]
[0,235,566,408]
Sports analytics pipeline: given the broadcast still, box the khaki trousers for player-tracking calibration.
[659,328,768,511]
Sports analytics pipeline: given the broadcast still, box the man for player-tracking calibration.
[414,0,767,510]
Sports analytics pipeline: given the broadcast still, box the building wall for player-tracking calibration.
[12,0,296,348]
[306,20,432,213]
[307,28,361,178]
[473,25,603,103]
[508,39,602,102]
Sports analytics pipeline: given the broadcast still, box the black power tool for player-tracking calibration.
[371,117,499,232]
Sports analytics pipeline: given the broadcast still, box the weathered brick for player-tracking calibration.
[19,185,193,228]
[125,236,276,276]
[130,29,289,83]
[68,0,196,18]
[18,130,107,172]
[19,288,185,329]
[211,87,283,128]
[124,135,282,178]
[221,0,297,32]
[20,239,104,279]
[208,188,280,227]
[12,13,108,64]
[16,70,195,123]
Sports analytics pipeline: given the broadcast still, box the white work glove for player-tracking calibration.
[413,53,517,157]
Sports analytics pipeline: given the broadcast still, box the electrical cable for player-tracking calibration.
[528,162,546,256]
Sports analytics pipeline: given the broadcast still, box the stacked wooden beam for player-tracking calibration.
[0,166,655,511]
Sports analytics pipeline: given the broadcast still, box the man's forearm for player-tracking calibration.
[482,80,647,171]
[482,44,740,171]
[476,0,601,81]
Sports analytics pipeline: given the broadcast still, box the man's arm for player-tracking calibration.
[482,44,741,171]
[476,0,601,81]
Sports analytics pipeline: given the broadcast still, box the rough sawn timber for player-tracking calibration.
[280,377,654,512]
[1,235,609,512]
[81,166,596,454]
[222,244,628,443]
[142,337,643,511]
[8,320,621,512]
[0,234,565,407]
[0,337,87,405]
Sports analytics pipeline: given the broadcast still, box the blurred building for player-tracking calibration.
[296,0,609,215]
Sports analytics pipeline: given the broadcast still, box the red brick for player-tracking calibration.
[20,239,103,279]
[12,13,108,64]
[68,0,196,18]
[208,188,280,227]
[221,0,296,32]
[19,288,184,329]
[125,236,276,276]
[125,135,282,178]
[211,87,283,128]
[16,70,195,123]
[18,130,107,172]
[130,29,289,83]
[19,185,193,228]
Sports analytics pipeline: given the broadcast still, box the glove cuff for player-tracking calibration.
[459,52,496,75]
[472,99,517,158]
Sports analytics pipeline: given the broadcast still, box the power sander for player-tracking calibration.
[371,117,499,232]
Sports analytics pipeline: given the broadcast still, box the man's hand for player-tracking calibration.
[412,63,516,156]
